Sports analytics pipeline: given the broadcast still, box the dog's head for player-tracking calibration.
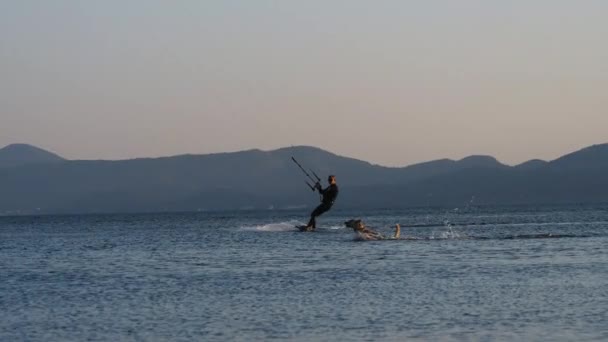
[344,219,364,231]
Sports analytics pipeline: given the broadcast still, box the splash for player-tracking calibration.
[429,219,464,239]
[241,220,304,232]
[241,220,346,232]
[438,229,462,239]
[327,224,346,230]
[444,219,461,238]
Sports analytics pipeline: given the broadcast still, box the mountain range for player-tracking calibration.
[1,143,607,215]
[0,143,64,168]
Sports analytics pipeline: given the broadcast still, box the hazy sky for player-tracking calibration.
[1,1,607,166]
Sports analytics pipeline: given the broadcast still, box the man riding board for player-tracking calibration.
[305,175,338,231]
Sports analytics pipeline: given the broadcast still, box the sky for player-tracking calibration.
[1,1,607,167]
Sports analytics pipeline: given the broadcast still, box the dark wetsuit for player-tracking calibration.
[307,183,339,229]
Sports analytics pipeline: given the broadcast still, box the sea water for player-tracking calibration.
[1,205,608,341]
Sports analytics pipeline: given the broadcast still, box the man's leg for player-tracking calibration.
[307,215,316,229]
[307,205,321,228]
[307,204,331,229]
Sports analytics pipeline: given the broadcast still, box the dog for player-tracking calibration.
[344,219,400,241]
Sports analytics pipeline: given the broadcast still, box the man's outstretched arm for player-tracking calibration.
[315,183,326,194]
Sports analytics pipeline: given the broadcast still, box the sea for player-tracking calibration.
[1,204,608,341]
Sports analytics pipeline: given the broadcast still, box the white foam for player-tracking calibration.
[429,227,465,239]
[327,224,346,230]
[240,220,347,232]
[241,220,304,232]
[430,220,465,239]
[439,230,462,239]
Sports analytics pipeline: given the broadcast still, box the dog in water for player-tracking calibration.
[344,219,400,241]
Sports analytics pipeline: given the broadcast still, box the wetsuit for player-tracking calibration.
[307,183,339,229]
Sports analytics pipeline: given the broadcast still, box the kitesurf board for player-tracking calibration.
[296,225,315,232]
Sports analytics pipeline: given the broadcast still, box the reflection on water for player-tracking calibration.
[1,206,608,341]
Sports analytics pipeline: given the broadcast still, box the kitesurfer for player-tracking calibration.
[305,175,338,230]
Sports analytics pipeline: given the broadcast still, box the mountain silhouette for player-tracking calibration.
[457,155,506,168]
[550,144,608,169]
[0,143,607,214]
[0,144,65,168]
[514,159,548,170]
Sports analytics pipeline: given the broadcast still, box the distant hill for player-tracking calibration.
[458,155,506,168]
[0,143,607,215]
[515,159,548,170]
[550,144,608,169]
[0,144,65,168]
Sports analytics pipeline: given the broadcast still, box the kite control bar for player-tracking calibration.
[291,157,321,191]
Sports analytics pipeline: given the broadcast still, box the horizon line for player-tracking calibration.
[2,142,607,169]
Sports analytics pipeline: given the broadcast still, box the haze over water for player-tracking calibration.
[2,1,608,166]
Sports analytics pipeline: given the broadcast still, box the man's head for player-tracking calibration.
[344,219,364,231]
[328,175,336,184]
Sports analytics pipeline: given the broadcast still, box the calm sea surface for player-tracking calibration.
[1,205,608,341]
